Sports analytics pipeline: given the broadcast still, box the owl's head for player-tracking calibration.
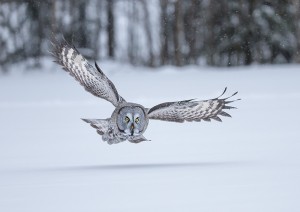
[117,105,147,136]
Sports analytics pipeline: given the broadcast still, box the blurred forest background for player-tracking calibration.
[1,0,300,72]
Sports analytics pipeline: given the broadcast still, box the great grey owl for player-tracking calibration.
[51,39,240,145]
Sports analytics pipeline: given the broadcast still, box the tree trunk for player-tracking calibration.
[160,0,169,65]
[27,0,43,66]
[50,0,57,37]
[205,0,216,65]
[107,0,115,58]
[78,1,88,47]
[93,0,102,60]
[293,0,300,63]
[173,0,183,66]
[243,1,253,65]
[142,0,154,66]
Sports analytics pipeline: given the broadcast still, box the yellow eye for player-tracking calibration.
[125,116,130,123]
[135,117,139,123]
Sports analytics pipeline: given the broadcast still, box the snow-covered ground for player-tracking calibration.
[0,60,300,212]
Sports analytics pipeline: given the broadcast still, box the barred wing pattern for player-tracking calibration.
[51,39,125,107]
[148,88,240,123]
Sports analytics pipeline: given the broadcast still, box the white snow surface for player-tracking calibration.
[0,60,300,212]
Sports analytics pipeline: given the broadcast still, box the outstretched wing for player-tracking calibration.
[50,38,125,107]
[147,88,240,123]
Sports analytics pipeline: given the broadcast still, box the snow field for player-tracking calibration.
[0,61,300,211]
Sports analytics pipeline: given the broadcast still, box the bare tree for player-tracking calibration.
[107,0,115,58]
[93,0,103,60]
[160,0,169,65]
[173,0,184,66]
[50,0,57,37]
[292,0,300,62]
[184,0,201,64]
[142,0,154,66]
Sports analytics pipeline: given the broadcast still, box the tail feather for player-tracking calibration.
[82,118,110,136]
[128,135,150,143]
[82,118,127,144]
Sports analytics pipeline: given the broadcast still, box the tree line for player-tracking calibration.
[1,0,300,72]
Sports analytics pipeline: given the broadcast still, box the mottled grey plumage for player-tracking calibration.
[147,89,238,123]
[51,39,125,107]
[51,39,240,145]
[82,102,149,144]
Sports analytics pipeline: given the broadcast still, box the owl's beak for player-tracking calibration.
[130,123,134,136]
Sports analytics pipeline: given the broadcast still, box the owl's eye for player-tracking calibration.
[124,116,130,123]
[135,117,139,123]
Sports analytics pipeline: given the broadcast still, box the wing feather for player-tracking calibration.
[50,38,125,107]
[148,88,240,123]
